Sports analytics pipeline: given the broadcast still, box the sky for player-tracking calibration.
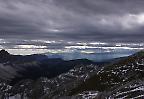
[0,0,144,55]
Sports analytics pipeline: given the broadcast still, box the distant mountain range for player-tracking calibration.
[0,49,144,99]
[45,50,136,62]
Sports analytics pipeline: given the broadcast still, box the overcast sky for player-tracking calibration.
[0,0,144,43]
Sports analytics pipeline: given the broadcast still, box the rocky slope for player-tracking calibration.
[68,51,144,98]
[0,50,144,99]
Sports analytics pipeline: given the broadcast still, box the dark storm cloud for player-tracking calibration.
[0,0,144,42]
[53,0,144,14]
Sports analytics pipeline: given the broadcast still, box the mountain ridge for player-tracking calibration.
[67,50,144,98]
[0,50,143,98]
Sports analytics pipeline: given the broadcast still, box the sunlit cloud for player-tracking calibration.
[14,45,47,49]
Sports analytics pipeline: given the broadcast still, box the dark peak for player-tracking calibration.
[0,49,10,56]
[133,50,144,57]
[137,50,144,55]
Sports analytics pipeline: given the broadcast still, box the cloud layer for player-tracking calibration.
[0,39,143,55]
[0,0,144,42]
